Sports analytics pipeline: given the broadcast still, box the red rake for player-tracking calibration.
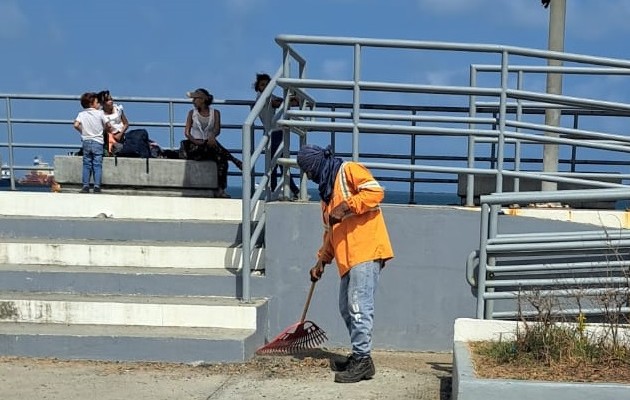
[256,281,327,354]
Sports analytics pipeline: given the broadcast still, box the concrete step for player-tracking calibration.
[0,292,267,330]
[0,238,265,270]
[0,191,262,222]
[0,323,261,363]
[0,292,267,362]
[0,264,263,297]
[0,216,247,243]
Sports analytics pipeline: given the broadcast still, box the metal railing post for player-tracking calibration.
[5,97,16,190]
[352,44,361,161]
[241,120,253,303]
[466,65,477,207]
[409,110,417,204]
[477,203,490,318]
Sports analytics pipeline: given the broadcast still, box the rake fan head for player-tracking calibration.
[256,320,328,355]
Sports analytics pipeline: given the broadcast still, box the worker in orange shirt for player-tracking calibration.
[297,144,394,384]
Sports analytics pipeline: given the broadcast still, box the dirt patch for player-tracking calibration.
[0,349,454,400]
[469,342,630,384]
[0,348,452,379]
[0,301,18,319]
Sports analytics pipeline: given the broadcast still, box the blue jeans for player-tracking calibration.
[82,139,103,188]
[339,260,382,358]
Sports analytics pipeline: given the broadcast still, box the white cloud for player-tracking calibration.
[425,69,460,86]
[569,1,630,39]
[417,0,630,35]
[0,0,27,39]
[417,0,491,14]
[502,1,548,28]
[415,0,548,29]
[46,22,65,45]
[143,62,158,74]
[321,59,349,80]
[225,0,266,15]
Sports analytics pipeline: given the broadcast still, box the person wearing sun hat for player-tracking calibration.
[181,88,242,198]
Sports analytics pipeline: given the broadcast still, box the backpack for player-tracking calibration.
[117,129,151,158]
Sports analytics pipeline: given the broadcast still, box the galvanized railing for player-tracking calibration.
[239,34,630,302]
[0,94,253,190]
[473,188,630,320]
[4,36,630,305]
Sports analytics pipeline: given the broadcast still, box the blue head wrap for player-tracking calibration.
[297,144,343,204]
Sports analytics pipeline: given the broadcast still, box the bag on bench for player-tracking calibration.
[117,129,151,158]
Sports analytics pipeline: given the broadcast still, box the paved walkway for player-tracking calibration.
[0,350,452,400]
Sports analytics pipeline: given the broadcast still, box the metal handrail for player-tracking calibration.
[5,36,630,308]
[474,188,630,319]
[258,35,630,318]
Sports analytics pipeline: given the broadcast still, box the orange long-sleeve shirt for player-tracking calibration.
[317,162,394,277]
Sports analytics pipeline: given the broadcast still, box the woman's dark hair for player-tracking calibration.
[97,90,111,104]
[197,88,213,106]
[254,73,271,92]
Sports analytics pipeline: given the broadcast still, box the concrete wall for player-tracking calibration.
[258,202,599,351]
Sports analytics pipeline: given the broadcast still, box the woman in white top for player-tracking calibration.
[98,90,129,155]
[183,88,242,198]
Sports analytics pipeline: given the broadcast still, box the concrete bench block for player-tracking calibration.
[54,156,217,190]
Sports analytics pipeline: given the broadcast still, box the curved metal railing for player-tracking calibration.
[239,34,630,302]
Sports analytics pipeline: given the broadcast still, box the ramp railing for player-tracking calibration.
[240,34,630,303]
[471,188,630,320]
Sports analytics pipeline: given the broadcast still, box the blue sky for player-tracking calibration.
[1,0,630,192]
[1,0,629,98]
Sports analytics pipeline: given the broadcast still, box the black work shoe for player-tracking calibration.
[331,354,355,372]
[93,186,102,193]
[334,356,375,383]
[80,186,89,193]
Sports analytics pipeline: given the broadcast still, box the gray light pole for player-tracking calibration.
[542,0,567,191]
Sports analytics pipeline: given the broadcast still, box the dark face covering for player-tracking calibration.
[297,144,343,204]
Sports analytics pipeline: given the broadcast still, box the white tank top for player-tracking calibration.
[190,108,215,140]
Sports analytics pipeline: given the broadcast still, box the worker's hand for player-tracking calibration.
[309,260,326,282]
[329,202,350,226]
[207,136,217,148]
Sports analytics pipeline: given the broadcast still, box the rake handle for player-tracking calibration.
[299,281,317,323]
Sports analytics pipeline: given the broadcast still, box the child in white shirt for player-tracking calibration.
[73,92,110,193]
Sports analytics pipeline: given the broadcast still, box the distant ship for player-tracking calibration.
[18,156,55,187]
[0,163,11,186]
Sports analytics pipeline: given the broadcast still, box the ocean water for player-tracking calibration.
[0,183,460,205]
[5,184,628,210]
[226,187,460,205]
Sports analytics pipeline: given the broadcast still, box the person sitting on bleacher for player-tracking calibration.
[97,90,128,156]
[181,88,242,198]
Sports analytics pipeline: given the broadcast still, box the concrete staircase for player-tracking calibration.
[0,192,268,363]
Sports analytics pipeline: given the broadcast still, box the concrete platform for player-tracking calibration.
[54,155,219,194]
[0,238,264,270]
[0,264,255,297]
[0,190,267,363]
[0,323,259,363]
[0,292,265,329]
[0,292,269,363]
[0,191,259,221]
[0,215,247,243]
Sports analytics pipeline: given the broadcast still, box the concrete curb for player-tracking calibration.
[452,318,630,400]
